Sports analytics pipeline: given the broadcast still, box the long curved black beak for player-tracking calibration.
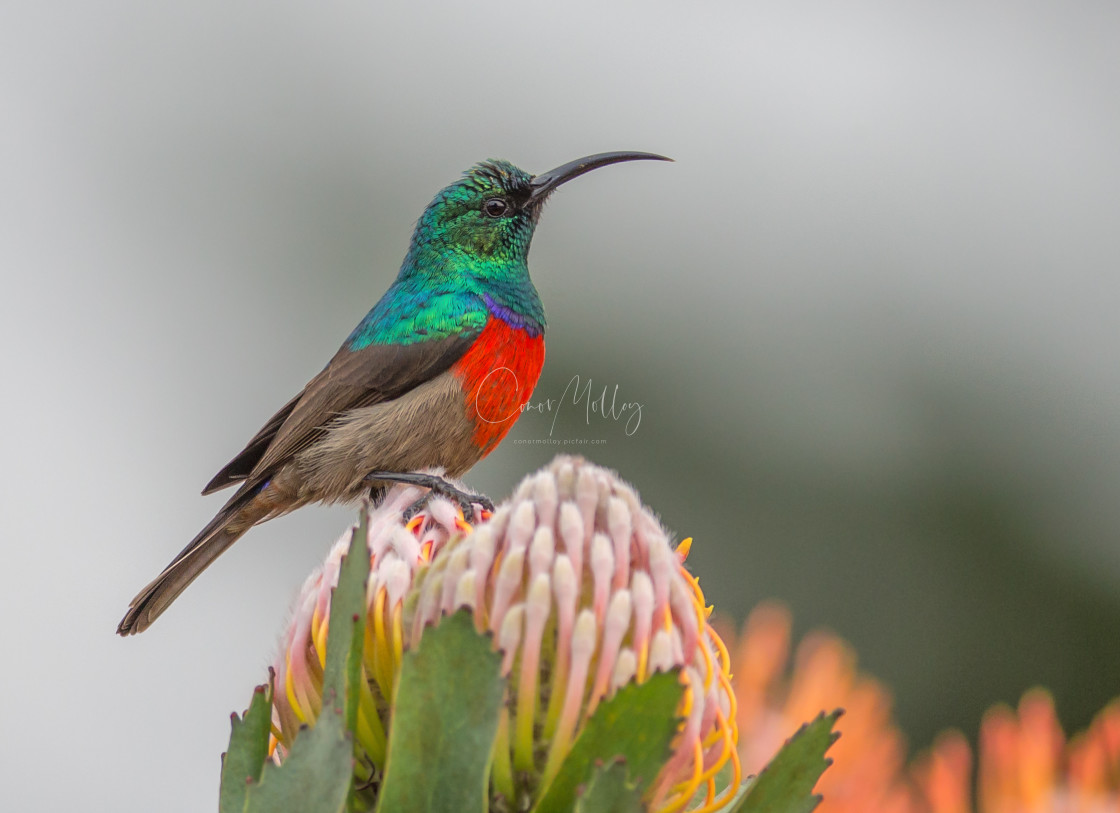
[529,151,672,204]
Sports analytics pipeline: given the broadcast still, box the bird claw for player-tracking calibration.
[365,470,491,521]
[402,488,490,522]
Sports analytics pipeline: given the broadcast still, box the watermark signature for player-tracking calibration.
[511,437,611,446]
[474,371,643,438]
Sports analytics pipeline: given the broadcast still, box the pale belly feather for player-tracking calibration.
[288,372,481,503]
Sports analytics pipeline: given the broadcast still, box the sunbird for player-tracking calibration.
[118,151,669,635]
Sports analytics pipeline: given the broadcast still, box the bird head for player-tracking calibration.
[406,152,671,270]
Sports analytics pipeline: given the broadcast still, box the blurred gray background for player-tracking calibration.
[3,1,1119,809]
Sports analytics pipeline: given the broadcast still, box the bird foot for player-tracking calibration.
[365,471,494,520]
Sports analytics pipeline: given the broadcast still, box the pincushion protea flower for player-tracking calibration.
[267,456,740,812]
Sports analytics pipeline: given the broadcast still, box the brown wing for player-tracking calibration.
[202,334,476,494]
[202,392,302,494]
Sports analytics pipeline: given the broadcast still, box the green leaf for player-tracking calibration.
[734,710,842,813]
[235,521,372,813]
[324,513,372,735]
[375,609,505,813]
[244,702,355,813]
[219,678,273,813]
[574,760,644,813]
[533,670,684,813]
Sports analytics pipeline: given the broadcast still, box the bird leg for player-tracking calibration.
[365,471,494,519]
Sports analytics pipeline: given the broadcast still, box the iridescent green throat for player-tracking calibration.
[347,160,547,350]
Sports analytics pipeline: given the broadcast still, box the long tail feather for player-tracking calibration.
[117,493,266,635]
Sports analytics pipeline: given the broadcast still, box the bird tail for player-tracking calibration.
[117,489,269,635]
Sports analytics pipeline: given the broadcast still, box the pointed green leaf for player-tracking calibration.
[244,699,355,813]
[323,514,371,734]
[734,710,842,813]
[219,678,273,813]
[574,759,644,813]
[533,670,684,813]
[235,522,372,813]
[375,609,505,813]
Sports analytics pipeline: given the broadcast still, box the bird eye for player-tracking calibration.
[483,198,509,218]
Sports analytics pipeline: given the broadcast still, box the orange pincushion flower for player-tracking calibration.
[725,601,915,812]
[914,690,1120,813]
[727,602,1120,813]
